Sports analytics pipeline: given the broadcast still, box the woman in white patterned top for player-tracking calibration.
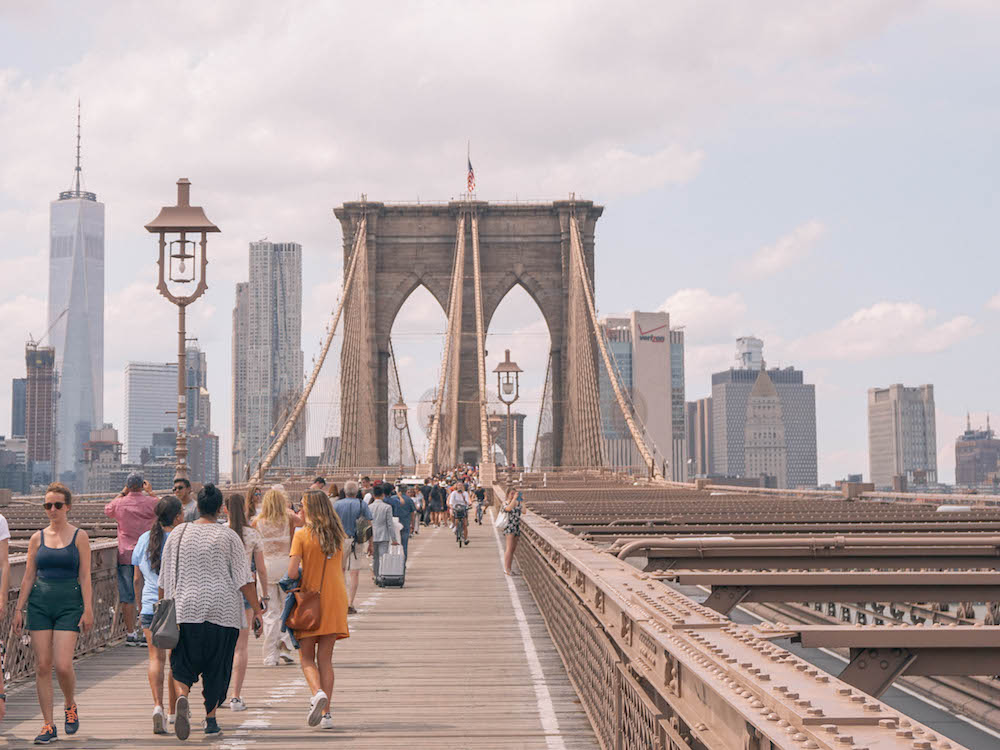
[158,484,262,740]
[252,487,302,665]
[223,494,268,713]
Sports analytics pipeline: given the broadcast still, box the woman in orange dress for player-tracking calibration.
[287,489,349,730]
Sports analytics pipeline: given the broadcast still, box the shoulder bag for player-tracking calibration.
[354,498,372,545]
[493,505,509,529]
[286,546,329,633]
[150,523,188,649]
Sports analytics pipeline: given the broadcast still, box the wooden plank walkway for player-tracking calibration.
[0,515,598,748]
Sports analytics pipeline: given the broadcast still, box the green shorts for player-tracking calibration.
[27,578,84,632]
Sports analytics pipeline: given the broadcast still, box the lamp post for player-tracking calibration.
[493,350,522,468]
[392,396,409,473]
[145,179,219,482]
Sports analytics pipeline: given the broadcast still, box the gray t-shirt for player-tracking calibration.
[181,500,199,523]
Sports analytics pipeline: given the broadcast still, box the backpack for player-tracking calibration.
[354,498,373,545]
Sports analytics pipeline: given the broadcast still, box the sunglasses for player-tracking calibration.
[43,502,65,510]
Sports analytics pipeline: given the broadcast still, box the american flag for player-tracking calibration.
[467,156,475,193]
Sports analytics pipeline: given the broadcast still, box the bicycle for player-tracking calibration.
[453,506,468,547]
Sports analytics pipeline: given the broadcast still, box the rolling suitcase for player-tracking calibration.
[377,546,406,587]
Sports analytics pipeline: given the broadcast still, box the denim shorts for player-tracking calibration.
[140,612,154,630]
[27,578,84,632]
[117,564,136,604]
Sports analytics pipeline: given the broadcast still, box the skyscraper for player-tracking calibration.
[11,378,26,438]
[743,367,788,487]
[123,362,178,465]
[231,282,250,477]
[25,343,57,482]
[49,105,104,482]
[712,339,817,489]
[598,311,683,476]
[867,384,937,488]
[686,397,713,477]
[232,242,305,476]
[955,415,1000,488]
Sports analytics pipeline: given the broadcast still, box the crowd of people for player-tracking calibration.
[0,465,523,745]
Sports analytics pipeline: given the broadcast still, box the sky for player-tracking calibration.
[1,1,998,483]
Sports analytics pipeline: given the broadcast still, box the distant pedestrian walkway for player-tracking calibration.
[1,516,597,748]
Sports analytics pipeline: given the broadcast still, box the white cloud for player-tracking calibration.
[985,292,1000,311]
[659,288,748,340]
[790,302,979,360]
[743,220,826,278]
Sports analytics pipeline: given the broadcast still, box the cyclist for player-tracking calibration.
[473,485,487,524]
[448,483,471,546]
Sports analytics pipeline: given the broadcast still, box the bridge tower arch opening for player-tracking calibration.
[334,199,604,469]
[485,282,552,469]
[387,282,449,465]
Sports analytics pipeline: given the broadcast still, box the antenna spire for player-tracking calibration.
[74,99,82,193]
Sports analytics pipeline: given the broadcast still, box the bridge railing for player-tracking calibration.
[2,541,124,684]
[505,495,971,750]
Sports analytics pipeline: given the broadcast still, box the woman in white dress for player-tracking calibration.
[252,487,303,665]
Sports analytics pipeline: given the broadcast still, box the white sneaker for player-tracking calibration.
[279,654,295,665]
[152,705,167,735]
[263,657,279,666]
[307,690,328,727]
[168,714,175,726]
[320,713,333,729]
[230,697,247,712]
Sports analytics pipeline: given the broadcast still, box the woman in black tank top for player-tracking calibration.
[12,482,93,746]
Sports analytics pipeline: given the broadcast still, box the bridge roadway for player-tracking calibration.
[0,517,598,748]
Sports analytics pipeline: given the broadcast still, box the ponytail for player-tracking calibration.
[148,495,183,574]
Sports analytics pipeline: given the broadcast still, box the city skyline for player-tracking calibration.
[1,4,999,482]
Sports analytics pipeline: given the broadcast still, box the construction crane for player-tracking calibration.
[27,308,69,348]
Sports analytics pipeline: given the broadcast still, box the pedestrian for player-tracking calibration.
[502,488,524,576]
[310,477,327,492]
[287,490,350,729]
[392,485,416,560]
[0,506,10,723]
[253,487,303,665]
[13,482,93,746]
[410,487,423,536]
[429,480,445,526]
[419,478,432,526]
[224,494,268,712]
[104,472,158,645]
[360,476,373,503]
[172,477,198,522]
[331,480,372,615]
[369,485,397,580]
[158,483,263,740]
[328,483,339,499]
[132,495,183,734]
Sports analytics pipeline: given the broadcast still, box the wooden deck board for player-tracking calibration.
[0,520,598,749]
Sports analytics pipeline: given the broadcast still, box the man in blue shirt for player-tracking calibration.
[332,480,372,614]
[385,483,416,561]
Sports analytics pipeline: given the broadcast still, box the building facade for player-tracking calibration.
[11,378,26,438]
[598,311,683,476]
[25,344,57,483]
[49,148,104,482]
[955,416,1000,487]
[123,362,178,465]
[711,340,817,489]
[82,424,122,494]
[743,368,788,488]
[867,384,937,488]
[686,397,713,477]
[232,242,305,476]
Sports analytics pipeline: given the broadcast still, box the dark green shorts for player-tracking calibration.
[27,578,84,632]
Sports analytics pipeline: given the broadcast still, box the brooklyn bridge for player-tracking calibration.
[4,195,1000,749]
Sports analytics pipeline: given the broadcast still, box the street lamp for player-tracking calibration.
[493,350,522,468]
[145,178,219,482]
[392,396,409,472]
